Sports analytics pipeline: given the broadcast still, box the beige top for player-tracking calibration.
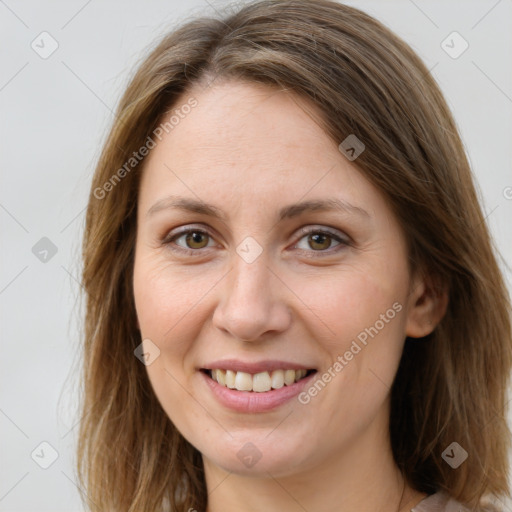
[411,491,470,512]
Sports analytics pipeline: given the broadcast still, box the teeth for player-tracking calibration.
[295,369,307,382]
[284,369,296,386]
[216,369,226,386]
[253,372,272,392]
[271,369,284,389]
[235,371,253,391]
[209,368,310,392]
[225,370,236,389]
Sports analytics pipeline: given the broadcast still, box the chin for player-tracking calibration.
[198,430,315,477]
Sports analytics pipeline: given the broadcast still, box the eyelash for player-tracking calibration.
[161,225,350,257]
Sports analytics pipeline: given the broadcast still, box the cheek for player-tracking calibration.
[132,254,207,409]
[133,253,213,343]
[295,265,407,348]
[343,270,408,366]
[303,266,408,401]
[132,255,215,436]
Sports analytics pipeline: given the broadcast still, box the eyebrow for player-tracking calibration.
[146,195,370,221]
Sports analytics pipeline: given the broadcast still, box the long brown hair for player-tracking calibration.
[77,1,512,510]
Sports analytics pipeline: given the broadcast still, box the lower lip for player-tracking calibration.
[199,370,317,413]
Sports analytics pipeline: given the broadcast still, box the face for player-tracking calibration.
[133,80,431,478]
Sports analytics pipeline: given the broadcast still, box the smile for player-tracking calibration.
[204,368,315,392]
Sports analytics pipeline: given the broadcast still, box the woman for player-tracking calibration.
[77,1,512,511]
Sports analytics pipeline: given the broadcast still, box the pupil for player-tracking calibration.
[311,233,329,250]
[187,232,206,248]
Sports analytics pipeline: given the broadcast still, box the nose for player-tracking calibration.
[212,254,292,342]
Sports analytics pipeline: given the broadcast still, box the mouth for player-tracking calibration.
[200,368,317,393]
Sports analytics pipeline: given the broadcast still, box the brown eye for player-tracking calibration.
[294,228,349,255]
[164,228,215,254]
[308,232,333,251]
[184,231,210,249]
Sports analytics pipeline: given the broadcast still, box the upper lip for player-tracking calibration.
[201,359,316,374]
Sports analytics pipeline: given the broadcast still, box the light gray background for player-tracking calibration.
[1,0,511,510]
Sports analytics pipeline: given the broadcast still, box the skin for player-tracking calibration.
[132,80,446,512]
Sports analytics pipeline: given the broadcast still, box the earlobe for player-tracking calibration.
[405,273,449,338]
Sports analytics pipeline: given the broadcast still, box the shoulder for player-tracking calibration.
[411,491,467,512]
[411,491,506,512]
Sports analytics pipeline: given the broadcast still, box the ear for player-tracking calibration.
[405,271,448,338]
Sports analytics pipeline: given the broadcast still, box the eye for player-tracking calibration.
[163,227,216,255]
[162,225,350,257]
[293,227,349,255]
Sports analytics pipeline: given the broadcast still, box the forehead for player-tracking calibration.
[161,80,333,162]
[138,80,384,220]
